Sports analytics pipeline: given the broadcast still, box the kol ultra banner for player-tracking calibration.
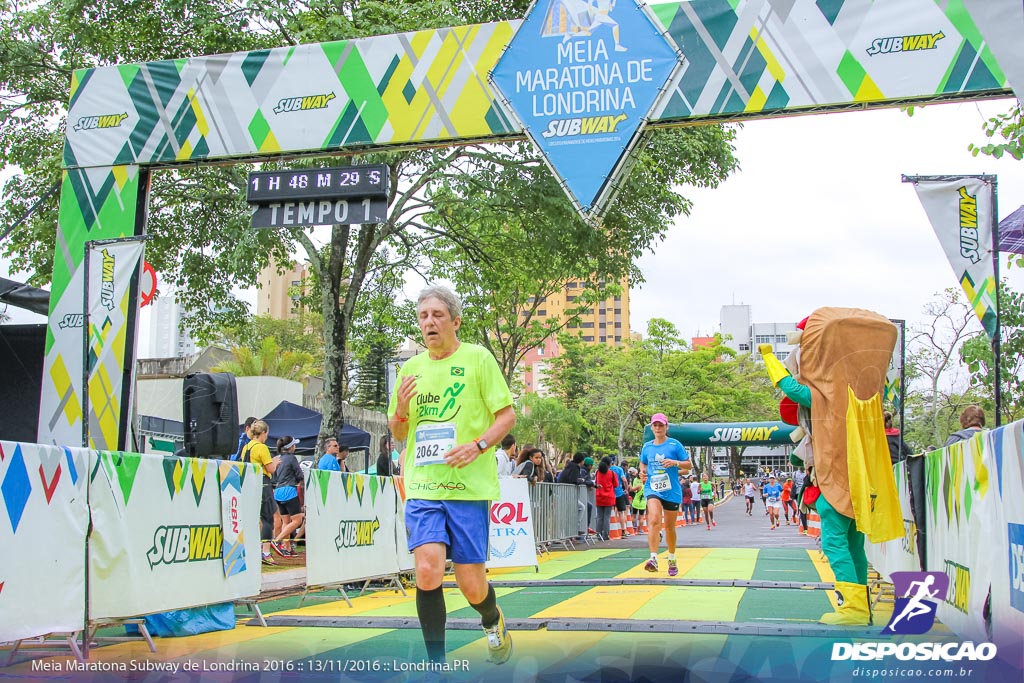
[487,478,538,570]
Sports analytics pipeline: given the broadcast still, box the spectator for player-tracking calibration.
[884,411,912,464]
[558,453,586,484]
[496,434,517,477]
[270,436,304,557]
[944,405,986,446]
[609,457,631,537]
[681,478,694,525]
[317,439,351,471]
[240,420,279,566]
[376,435,400,476]
[232,416,258,461]
[513,448,544,483]
[628,467,645,534]
[594,457,618,540]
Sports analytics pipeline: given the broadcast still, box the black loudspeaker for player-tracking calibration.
[182,372,239,458]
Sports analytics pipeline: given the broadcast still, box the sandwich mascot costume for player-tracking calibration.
[760,307,902,625]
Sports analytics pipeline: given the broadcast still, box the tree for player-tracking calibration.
[216,312,326,371]
[512,393,583,455]
[210,336,315,381]
[905,288,980,447]
[960,282,1024,424]
[426,127,738,384]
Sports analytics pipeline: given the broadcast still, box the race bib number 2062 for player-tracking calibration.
[414,423,456,466]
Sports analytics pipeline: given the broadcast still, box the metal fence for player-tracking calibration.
[526,482,591,548]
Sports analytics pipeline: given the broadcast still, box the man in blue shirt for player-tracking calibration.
[639,413,692,577]
[317,439,348,471]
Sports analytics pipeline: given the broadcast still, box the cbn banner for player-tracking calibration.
[864,459,919,581]
[305,471,402,587]
[85,239,145,450]
[0,442,88,642]
[924,432,995,640]
[89,451,261,619]
[487,478,538,570]
[911,177,998,339]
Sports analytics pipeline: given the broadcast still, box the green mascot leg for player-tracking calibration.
[817,493,870,625]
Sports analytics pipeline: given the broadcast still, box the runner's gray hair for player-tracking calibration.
[417,285,462,320]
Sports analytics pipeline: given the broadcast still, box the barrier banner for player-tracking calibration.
[986,422,1024,647]
[925,433,993,639]
[218,461,248,578]
[305,470,400,587]
[393,476,415,572]
[0,442,88,642]
[865,459,919,581]
[88,451,261,619]
[487,478,538,569]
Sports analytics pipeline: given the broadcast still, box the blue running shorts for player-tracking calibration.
[405,499,491,565]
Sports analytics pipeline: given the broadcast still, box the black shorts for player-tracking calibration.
[647,495,680,512]
[615,494,629,511]
[700,498,712,508]
[276,497,302,516]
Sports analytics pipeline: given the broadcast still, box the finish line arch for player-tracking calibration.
[44,0,1022,449]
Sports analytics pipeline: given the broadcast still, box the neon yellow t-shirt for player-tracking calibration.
[388,343,511,501]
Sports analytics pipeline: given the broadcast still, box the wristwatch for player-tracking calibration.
[475,438,489,452]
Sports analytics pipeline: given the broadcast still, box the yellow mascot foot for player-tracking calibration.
[820,581,871,626]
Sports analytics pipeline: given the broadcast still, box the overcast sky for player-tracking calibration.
[4,98,1023,351]
[631,97,1024,341]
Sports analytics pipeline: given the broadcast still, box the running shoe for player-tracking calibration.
[261,552,276,566]
[483,607,513,664]
[644,558,659,572]
[667,560,678,577]
[712,521,717,527]
[270,540,289,557]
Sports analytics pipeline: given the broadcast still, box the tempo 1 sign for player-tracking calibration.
[250,197,389,229]
[247,164,389,228]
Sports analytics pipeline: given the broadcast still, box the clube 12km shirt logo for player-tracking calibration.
[831,571,997,663]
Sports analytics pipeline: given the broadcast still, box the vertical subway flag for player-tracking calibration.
[911,177,997,339]
[85,239,145,448]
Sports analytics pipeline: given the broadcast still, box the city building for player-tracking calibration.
[719,304,797,360]
[144,288,195,359]
[256,258,311,319]
[518,277,631,395]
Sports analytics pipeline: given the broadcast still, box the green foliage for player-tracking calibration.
[216,313,326,369]
[959,282,1024,424]
[968,104,1024,161]
[513,393,584,455]
[210,336,315,381]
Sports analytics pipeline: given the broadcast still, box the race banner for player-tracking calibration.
[84,238,145,450]
[885,320,905,412]
[0,442,88,643]
[304,470,401,587]
[88,450,261,619]
[218,461,248,578]
[910,176,998,339]
[393,476,415,572]
[865,459,919,581]
[924,432,995,640]
[985,421,1024,648]
[487,478,538,570]
[38,168,143,450]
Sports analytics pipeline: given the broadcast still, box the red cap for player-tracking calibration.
[796,316,809,330]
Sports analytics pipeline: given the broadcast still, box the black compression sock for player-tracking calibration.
[416,585,447,663]
[470,584,500,629]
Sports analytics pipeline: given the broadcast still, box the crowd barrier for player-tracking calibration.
[0,445,262,647]
[864,418,1024,645]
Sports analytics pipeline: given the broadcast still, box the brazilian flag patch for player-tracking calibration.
[451,367,465,376]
